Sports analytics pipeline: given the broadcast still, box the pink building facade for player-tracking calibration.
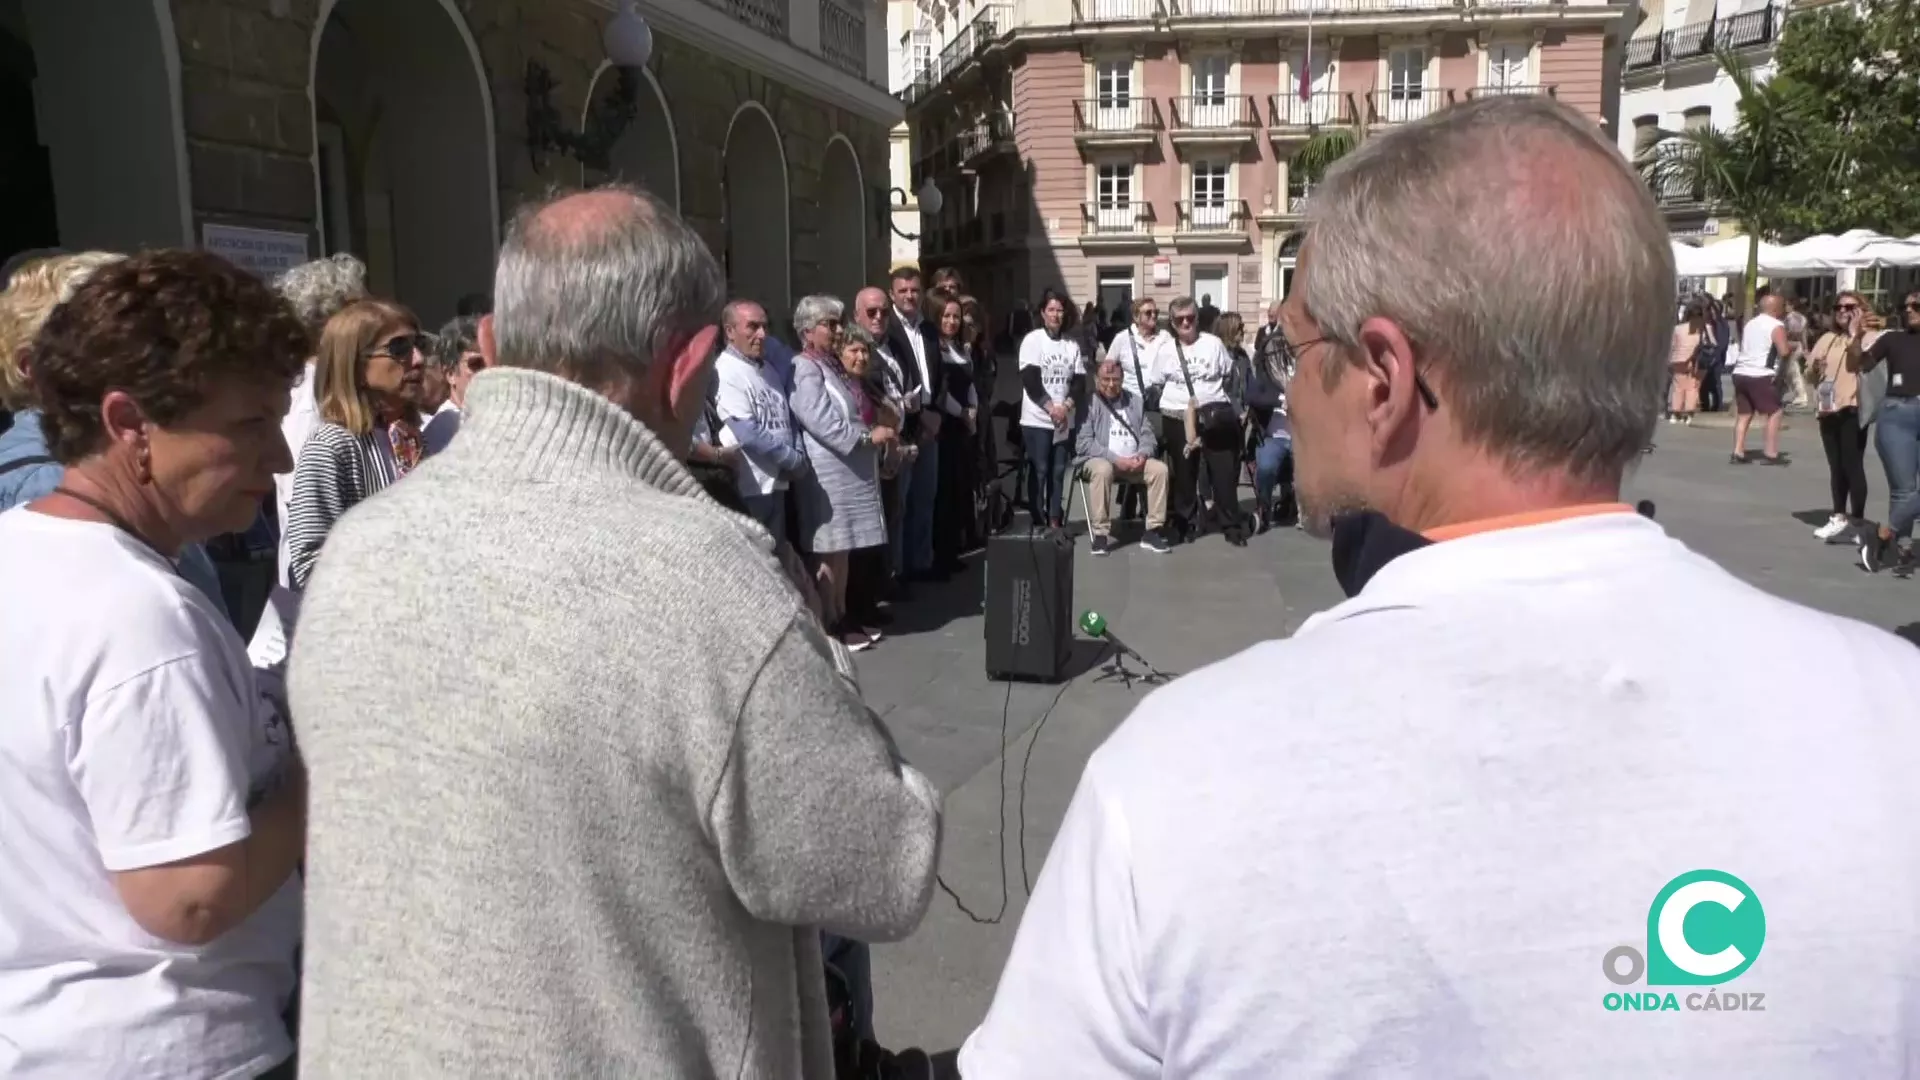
[903,0,1627,325]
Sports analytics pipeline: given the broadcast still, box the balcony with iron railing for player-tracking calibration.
[1466,83,1556,99]
[1080,201,1155,242]
[1650,174,1708,210]
[819,0,865,79]
[1073,98,1164,147]
[1719,4,1777,49]
[1072,0,1158,21]
[1087,0,1467,18]
[1623,3,1780,77]
[1268,90,1356,132]
[712,0,787,42]
[1168,95,1261,145]
[1366,88,1454,125]
[960,110,1017,165]
[1174,199,1252,242]
[1661,18,1715,63]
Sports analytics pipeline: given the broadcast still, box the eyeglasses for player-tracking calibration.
[462,353,488,374]
[367,334,424,360]
[1172,314,1196,326]
[1906,301,1920,313]
[1273,330,1440,411]
[1838,303,1859,312]
[860,306,884,317]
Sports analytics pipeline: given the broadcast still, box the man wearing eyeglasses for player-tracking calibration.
[1859,291,1920,574]
[961,96,1920,1079]
[422,316,485,456]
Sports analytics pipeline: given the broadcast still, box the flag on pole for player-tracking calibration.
[1298,0,1314,103]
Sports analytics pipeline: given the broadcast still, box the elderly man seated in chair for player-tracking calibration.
[1075,358,1171,556]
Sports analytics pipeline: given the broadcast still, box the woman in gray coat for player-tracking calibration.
[789,295,898,650]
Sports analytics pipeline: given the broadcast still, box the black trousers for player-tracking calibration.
[1700,365,1725,412]
[933,415,979,563]
[1159,414,1243,534]
[1819,408,1871,519]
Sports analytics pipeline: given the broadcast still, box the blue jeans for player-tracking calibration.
[901,438,940,574]
[1876,396,1920,539]
[1022,425,1070,526]
[1254,434,1292,513]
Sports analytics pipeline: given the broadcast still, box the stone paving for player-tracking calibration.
[854,412,1918,1056]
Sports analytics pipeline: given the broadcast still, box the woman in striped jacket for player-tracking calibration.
[285,298,425,589]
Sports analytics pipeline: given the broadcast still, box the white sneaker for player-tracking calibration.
[1814,514,1851,542]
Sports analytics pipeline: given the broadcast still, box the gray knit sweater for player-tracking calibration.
[287,368,943,1078]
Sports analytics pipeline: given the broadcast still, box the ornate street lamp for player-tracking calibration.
[525,2,653,172]
[880,179,945,241]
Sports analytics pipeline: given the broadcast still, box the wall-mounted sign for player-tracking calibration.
[1152,256,1172,286]
[201,223,309,280]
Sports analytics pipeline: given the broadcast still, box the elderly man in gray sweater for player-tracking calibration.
[1075,357,1172,555]
[288,185,943,1078]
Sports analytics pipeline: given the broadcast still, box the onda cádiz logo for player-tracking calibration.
[1601,870,1767,1014]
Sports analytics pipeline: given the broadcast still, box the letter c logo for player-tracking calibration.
[1645,870,1766,986]
[1657,880,1747,977]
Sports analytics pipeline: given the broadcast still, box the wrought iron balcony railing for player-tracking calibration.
[1661,18,1715,62]
[1175,199,1250,234]
[1720,4,1777,49]
[1467,83,1556,99]
[1368,88,1453,124]
[716,0,787,41]
[1073,98,1164,135]
[1168,94,1260,131]
[1268,89,1353,127]
[819,0,865,79]
[1081,201,1154,236]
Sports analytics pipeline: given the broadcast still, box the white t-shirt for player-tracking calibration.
[273,359,319,587]
[1101,399,1140,458]
[1018,328,1083,433]
[961,511,1920,1078]
[1109,328,1171,400]
[1152,332,1232,413]
[0,510,302,1080]
[714,348,795,496]
[1733,313,1785,378]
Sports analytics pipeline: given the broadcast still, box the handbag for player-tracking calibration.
[1173,333,1239,442]
[1126,328,1163,414]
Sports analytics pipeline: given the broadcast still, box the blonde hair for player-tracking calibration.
[1216,311,1246,349]
[314,298,417,436]
[0,252,124,410]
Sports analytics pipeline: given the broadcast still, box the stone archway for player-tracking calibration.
[820,134,865,302]
[723,101,789,325]
[310,0,498,326]
[583,63,679,210]
[3,0,191,259]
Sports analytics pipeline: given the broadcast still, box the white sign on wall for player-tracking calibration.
[201,223,309,280]
[1152,256,1172,286]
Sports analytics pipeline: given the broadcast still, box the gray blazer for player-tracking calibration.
[789,352,887,553]
[1073,388,1158,468]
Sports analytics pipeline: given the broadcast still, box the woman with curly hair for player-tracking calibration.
[283,298,426,590]
[0,250,309,1079]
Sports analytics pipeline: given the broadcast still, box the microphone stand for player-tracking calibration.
[1092,638,1175,690]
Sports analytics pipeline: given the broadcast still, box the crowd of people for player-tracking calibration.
[2,91,1919,1080]
[1666,285,1920,576]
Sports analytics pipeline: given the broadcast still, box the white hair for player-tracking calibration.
[274,253,368,334]
[1301,94,1673,482]
[792,295,843,337]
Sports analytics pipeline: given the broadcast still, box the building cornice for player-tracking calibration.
[582,0,904,124]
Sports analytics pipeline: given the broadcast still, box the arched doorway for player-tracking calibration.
[582,63,679,210]
[820,135,865,302]
[0,0,190,263]
[311,0,498,326]
[723,102,789,329]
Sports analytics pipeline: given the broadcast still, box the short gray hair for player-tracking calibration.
[1301,95,1672,482]
[837,322,876,355]
[493,184,724,388]
[433,315,481,372]
[1168,295,1196,315]
[793,294,843,337]
[275,253,367,336]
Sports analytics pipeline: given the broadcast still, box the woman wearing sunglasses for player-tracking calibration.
[1804,291,1878,544]
[284,298,424,589]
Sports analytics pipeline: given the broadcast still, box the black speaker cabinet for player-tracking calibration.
[984,529,1074,682]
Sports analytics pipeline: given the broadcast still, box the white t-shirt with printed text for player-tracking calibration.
[1018,329,1083,435]
[714,349,795,496]
[1108,328,1171,400]
[0,509,302,1079]
[1152,331,1232,413]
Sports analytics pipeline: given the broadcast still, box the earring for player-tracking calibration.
[137,441,153,486]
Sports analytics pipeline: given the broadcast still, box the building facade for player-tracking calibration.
[0,0,899,329]
[1617,0,1783,247]
[899,0,1629,324]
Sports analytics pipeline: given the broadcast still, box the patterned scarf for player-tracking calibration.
[810,347,873,425]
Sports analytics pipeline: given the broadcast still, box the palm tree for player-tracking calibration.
[1288,122,1360,207]
[1640,49,1827,310]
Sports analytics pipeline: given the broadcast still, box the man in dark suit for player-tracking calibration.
[1254,299,1285,357]
[882,267,947,581]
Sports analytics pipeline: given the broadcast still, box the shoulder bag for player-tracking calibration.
[1127,329,1162,413]
[1173,334,1239,444]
